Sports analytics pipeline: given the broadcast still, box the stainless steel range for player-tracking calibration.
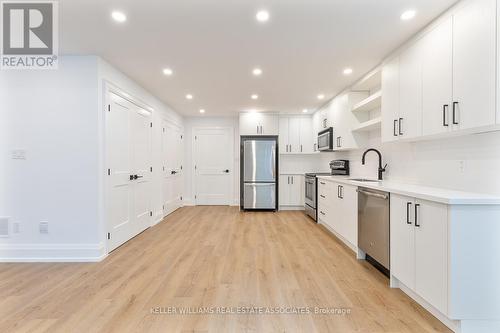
[304,160,350,221]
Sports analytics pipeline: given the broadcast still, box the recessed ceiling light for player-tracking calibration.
[111,11,127,23]
[302,109,308,113]
[251,94,259,100]
[256,10,270,22]
[401,9,416,21]
[199,109,205,114]
[162,68,173,76]
[317,94,325,100]
[252,68,263,76]
[343,68,353,75]
[185,94,193,100]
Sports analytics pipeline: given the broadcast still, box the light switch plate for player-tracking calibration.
[11,149,27,160]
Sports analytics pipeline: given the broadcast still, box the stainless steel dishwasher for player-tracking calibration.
[358,187,390,272]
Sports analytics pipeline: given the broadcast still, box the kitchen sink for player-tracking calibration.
[349,178,380,182]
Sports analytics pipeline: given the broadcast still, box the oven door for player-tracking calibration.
[304,176,316,208]
[318,128,333,151]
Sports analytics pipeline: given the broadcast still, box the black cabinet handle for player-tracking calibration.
[406,202,412,224]
[135,175,143,179]
[223,169,230,173]
[399,118,403,135]
[452,102,459,125]
[393,119,398,136]
[443,105,449,127]
[337,185,340,198]
[340,186,344,199]
[320,195,326,199]
[171,171,177,175]
[320,182,325,185]
[130,175,134,181]
[415,204,421,227]
[320,211,325,216]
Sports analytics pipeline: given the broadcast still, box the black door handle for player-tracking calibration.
[130,175,134,181]
[415,204,421,227]
[406,202,412,224]
[452,102,459,125]
[393,119,398,137]
[399,118,403,135]
[443,105,449,127]
[133,175,143,180]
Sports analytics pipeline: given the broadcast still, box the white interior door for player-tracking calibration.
[131,106,152,235]
[107,92,152,252]
[194,128,233,205]
[162,121,183,215]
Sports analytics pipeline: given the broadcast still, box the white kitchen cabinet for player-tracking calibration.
[299,117,314,153]
[390,194,448,315]
[381,57,400,143]
[317,179,358,249]
[421,17,453,137]
[382,43,423,143]
[312,111,321,152]
[279,116,314,154]
[399,39,423,140]
[452,0,496,131]
[279,174,303,208]
[239,113,279,136]
[330,92,368,150]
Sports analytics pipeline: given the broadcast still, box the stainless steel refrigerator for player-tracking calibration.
[240,137,278,210]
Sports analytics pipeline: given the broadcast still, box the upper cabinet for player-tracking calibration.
[330,92,369,150]
[239,113,279,136]
[279,116,314,154]
[452,0,496,130]
[381,57,400,143]
[382,0,497,142]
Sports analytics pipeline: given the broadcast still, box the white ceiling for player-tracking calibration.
[60,0,457,116]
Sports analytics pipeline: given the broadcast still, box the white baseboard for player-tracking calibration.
[279,206,305,211]
[0,243,106,262]
[394,277,460,333]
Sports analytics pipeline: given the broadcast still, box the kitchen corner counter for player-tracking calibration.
[316,176,500,205]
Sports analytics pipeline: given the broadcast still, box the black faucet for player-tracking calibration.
[362,149,387,181]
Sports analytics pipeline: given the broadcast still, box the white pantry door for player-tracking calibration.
[162,121,184,216]
[194,128,233,205]
[107,92,152,252]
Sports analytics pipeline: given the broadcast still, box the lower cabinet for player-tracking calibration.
[317,180,358,249]
[390,194,448,315]
[279,174,303,208]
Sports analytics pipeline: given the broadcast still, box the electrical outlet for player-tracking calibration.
[39,221,49,234]
[12,222,20,234]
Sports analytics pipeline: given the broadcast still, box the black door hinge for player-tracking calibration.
[180,196,183,201]
[150,167,153,172]
[107,232,111,240]
[107,169,110,176]
[150,122,153,128]
[181,135,183,139]
[150,211,153,217]
[108,105,111,112]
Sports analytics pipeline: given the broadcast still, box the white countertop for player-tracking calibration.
[316,176,500,205]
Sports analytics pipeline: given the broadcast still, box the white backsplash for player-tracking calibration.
[318,131,500,195]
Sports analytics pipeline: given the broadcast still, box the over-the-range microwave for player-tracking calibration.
[318,127,334,151]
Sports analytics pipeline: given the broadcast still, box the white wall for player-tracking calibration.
[0,56,183,261]
[183,116,239,205]
[0,57,102,261]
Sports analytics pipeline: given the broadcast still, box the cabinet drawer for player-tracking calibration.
[318,180,333,197]
[317,204,331,223]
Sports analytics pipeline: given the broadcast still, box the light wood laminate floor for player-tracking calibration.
[0,207,450,333]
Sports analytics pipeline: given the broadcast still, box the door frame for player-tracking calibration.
[192,127,235,206]
[103,82,154,254]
